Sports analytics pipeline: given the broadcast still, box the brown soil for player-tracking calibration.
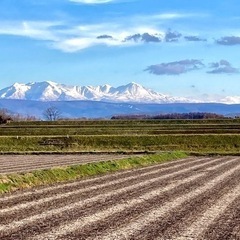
[0,154,143,174]
[0,156,239,240]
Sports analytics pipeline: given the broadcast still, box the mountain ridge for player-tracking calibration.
[0,81,192,103]
[0,81,239,104]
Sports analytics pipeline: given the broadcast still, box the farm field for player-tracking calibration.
[1,119,240,153]
[0,119,239,239]
[0,156,239,239]
[0,154,143,174]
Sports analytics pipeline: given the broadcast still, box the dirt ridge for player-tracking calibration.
[0,156,239,240]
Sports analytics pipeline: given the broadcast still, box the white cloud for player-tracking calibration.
[54,37,127,52]
[130,12,202,25]
[0,18,166,51]
[0,10,209,52]
[0,21,59,41]
[69,0,116,4]
[150,13,193,20]
[54,38,96,52]
[51,23,150,52]
[69,0,139,4]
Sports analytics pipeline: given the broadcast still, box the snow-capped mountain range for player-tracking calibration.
[1,81,240,118]
[0,81,239,104]
[0,81,191,103]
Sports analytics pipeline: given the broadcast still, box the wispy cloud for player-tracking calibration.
[52,24,159,51]
[140,13,195,22]
[0,20,210,52]
[69,0,114,4]
[145,59,204,75]
[128,12,198,30]
[0,20,128,51]
[69,0,125,4]
[153,13,190,20]
[0,21,58,41]
[5,19,167,51]
[53,35,124,52]
[207,60,239,74]
[0,11,233,53]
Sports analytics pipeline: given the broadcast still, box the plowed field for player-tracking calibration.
[0,156,239,239]
[0,154,141,174]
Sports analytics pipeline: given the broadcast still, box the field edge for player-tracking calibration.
[0,151,187,194]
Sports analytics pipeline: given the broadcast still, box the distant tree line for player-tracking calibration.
[0,116,11,124]
[111,112,226,120]
[0,106,62,123]
[0,108,13,124]
[0,108,38,124]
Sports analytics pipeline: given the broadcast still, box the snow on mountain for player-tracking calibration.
[0,83,31,99]
[220,96,240,104]
[2,81,240,104]
[0,81,192,103]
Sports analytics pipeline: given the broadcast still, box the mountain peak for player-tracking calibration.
[43,80,59,86]
[13,82,26,88]
[129,81,139,85]
[126,82,142,87]
[44,80,54,84]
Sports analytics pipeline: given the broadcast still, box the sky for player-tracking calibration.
[0,0,240,101]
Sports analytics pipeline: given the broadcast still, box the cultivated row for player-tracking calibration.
[0,154,141,174]
[0,156,239,239]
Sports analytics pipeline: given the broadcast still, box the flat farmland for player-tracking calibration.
[1,119,240,153]
[0,154,143,174]
[0,156,239,239]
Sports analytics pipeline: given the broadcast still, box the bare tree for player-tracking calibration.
[43,106,61,121]
[0,108,11,119]
[0,108,12,124]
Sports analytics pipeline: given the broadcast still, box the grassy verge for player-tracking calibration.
[0,151,187,194]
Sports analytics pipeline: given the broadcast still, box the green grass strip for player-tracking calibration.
[0,151,187,194]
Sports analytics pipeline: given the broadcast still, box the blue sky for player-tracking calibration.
[0,0,240,101]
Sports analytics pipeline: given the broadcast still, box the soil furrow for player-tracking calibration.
[0,157,216,228]
[175,183,240,240]
[32,173,205,240]
[0,158,85,167]
[0,157,237,239]
[0,154,189,163]
[0,156,238,240]
[0,160,106,173]
[0,156,224,219]
[0,165,212,225]
[132,168,240,240]
[0,156,196,203]
[0,156,205,208]
[0,155,141,174]
[0,156,196,173]
[0,157,110,167]
[57,158,240,240]
[0,154,137,163]
[202,196,240,240]
[89,159,240,240]
[0,158,227,236]
[0,172,204,239]
[0,156,98,166]
[0,158,121,174]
